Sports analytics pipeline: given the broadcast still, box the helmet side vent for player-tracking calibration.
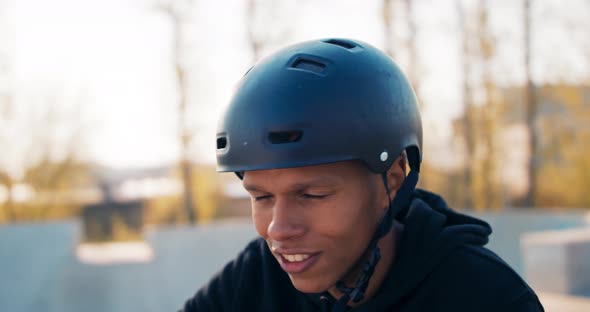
[268,130,303,144]
[323,38,357,49]
[291,58,326,74]
[217,136,228,149]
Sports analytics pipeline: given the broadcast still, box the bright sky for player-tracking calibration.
[1,0,588,176]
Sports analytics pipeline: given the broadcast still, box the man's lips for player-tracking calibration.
[273,249,321,274]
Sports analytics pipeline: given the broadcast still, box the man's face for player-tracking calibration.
[242,161,386,293]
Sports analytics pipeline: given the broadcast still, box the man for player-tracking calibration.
[181,38,544,311]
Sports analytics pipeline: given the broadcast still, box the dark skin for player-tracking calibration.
[243,155,407,306]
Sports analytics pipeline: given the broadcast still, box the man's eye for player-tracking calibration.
[254,195,273,201]
[302,194,329,199]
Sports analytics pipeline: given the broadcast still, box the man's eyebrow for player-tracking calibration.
[243,183,265,192]
[290,177,339,191]
[243,176,339,192]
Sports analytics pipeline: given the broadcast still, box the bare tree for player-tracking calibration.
[0,171,15,221]
[457,0,474,209]
[382,0,396,58]
[1,81,93,222]
[405,0,420,106]
[13,88,91,220]
[0,10,15,220]
[245,0,295,64]
[158,0,197,224]
[247,0,263,63]
[523,0,538,207]
[476,0,498,210]
[455,0,500,211]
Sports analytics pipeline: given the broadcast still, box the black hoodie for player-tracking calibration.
[181,190,544,311]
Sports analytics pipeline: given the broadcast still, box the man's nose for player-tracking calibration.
[267,198,305,241]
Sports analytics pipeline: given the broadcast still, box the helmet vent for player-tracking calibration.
[323,39,357,49]
[268,130,303,144]
[217,137,228,149]
[291,58,326,74]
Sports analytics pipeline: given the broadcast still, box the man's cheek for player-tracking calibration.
[252,211,271,237]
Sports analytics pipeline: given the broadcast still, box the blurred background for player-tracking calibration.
[0,0,589,311]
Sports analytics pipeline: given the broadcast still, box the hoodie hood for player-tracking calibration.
[309,189,493,311]
[355,189,492,311]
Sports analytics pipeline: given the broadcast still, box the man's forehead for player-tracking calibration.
[243,171,340,190]
[241,163,365,190]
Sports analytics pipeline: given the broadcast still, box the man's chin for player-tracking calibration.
[288,275,333,294]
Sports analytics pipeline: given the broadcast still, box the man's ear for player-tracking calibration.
[377,154,408,210]
[386,154,407,198]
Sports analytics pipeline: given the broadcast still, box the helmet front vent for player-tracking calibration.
[268,130,303,144]
[291,58,326,75]
[323,38,358,50]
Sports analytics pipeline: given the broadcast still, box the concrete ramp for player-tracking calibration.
[522,227,590,297]
[0,221,80,312]
[539,292,590,312]
[0,220,257,312]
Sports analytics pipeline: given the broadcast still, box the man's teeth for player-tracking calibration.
[283,254,310,262]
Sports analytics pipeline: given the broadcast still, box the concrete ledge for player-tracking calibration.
[521,228,590,296]
[76,241,154,265]
[538,292,590,312]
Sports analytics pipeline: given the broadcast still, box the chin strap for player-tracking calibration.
[331,170,419,312]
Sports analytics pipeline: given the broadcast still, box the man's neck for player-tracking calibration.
[328,224,401,307]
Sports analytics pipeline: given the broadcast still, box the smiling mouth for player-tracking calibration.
[276,252,321,274]
[283,254,311,262]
